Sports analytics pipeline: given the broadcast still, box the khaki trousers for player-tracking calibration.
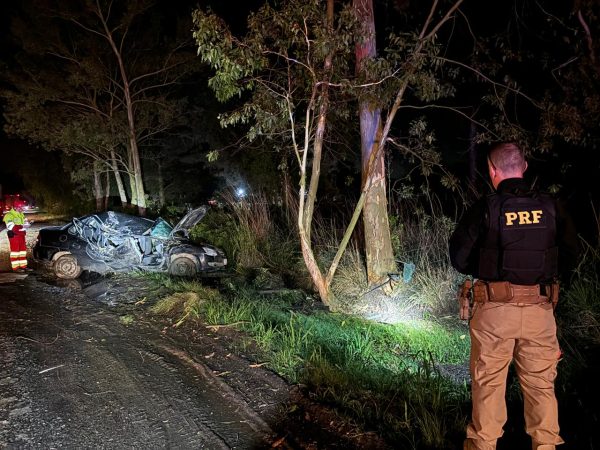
[465,300,564,449]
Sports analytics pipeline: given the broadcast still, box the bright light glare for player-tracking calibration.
[236,188,246,198]
[359,290,424,324]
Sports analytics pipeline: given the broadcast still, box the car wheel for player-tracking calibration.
[54,254,82,279]
[169,256,197,277]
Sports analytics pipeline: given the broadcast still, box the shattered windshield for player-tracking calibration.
[150,218,173,238]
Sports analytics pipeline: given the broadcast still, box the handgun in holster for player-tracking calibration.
[458,279,473,320]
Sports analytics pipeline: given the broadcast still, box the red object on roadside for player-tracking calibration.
[2,194,29,213]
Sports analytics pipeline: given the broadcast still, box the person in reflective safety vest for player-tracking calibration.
[3,206,31,272]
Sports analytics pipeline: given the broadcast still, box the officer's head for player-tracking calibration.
[487,142,528,189]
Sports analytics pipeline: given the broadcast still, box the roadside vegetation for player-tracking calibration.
[147,274,470,448]
[144,195,474,448]
[140,196,600,449]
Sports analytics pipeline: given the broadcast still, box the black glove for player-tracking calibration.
[7,230,15,238]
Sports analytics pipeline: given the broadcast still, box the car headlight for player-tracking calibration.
[202,246,218,256]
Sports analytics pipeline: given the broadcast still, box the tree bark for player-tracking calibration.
[296,0,335,305]
[103,169,110,210]
[110,149,128,207]
[157,158,166,208]
[99,6,147,215]
[93,160,103,212]
[354,0,396,284]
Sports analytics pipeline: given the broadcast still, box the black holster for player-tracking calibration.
[458,279,473,320]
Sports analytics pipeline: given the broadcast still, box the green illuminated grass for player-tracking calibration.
[146,277,470,447]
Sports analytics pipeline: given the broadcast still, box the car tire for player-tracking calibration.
[169,256,197,277]
[54,254,82,279]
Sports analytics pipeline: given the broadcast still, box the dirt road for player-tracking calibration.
[0,273,290,449]
[0,222,288,449]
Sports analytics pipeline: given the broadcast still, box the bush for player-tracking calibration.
[558,242,600,347]
[189,208,237,262]
[190,196,304,288]
[391,214,461,315]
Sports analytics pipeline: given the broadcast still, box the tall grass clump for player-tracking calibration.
[191,192,304,287]
[390,213,461,315]
[322,205,461,320]
[330,242,368,300]
[558,241,600,351]
[548,239,600,449]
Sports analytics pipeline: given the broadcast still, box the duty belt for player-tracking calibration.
[472,280,555,304]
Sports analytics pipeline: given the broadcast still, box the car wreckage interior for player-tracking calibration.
[68,212,174,269]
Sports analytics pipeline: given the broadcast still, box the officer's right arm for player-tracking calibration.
[449,200,486,275]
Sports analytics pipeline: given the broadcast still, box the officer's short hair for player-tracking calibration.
[488,142,526,174]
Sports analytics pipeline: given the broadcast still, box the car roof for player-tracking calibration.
[77,211,155,235]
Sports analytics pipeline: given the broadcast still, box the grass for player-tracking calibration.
[391,214,463,316]
[145,276,471,448]
[119,314,135,325]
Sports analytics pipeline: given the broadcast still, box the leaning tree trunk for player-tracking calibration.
[296,0,335,305]
[93,161,104,212]
[110,149,129,207]
[354,0,396,284]
[157,158,166,208]
[101,13,147,215]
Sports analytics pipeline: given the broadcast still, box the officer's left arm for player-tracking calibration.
[556,200,580,277]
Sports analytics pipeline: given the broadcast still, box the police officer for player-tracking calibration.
[449,142,579,450]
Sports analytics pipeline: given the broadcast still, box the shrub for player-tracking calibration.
[189,208,237,263]
[391,214,461,315]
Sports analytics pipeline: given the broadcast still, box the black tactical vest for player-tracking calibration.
[478,190,558,285]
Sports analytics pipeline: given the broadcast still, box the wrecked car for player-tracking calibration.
[33,206,227,279]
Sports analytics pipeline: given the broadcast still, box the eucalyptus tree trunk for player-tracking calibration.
[296,0,335,304]
[99,10,147,215]
[127,150,138,208]
[103,169,110,210]
[110,149,128,207]
[93,161,103,212]
[354,0,396,284]
[157,159,166,208]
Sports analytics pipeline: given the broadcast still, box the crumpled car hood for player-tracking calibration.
[170,206,208,239]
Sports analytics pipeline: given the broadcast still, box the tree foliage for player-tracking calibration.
[193,0,466,304]
[0,0,202,213]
